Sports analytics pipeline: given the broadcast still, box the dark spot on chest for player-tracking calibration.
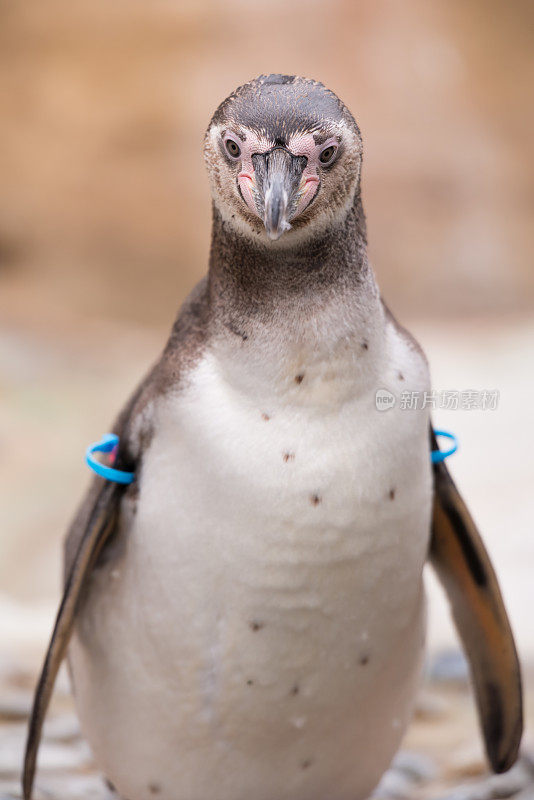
[389,488,396,500]
[398,371,404,381]
[301,758,314,770]
[310,494,322,506]
[290,683,299,696]
[359,654,370,666]
[361,340,369,351]
[246,679,254,686]
[283,452,295,462]
[295,373,305,384]
[249,620,265,632]
[148,783,161,794]
[261,413,270,421]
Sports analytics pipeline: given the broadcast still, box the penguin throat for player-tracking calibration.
[207,192,369,318]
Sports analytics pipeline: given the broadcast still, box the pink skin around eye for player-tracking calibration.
[222,134,257,215]
[223,129,339,221]
[289,133,339,216]
[224,130,270,216]
[295,175,320,216]
[237,171,256,214]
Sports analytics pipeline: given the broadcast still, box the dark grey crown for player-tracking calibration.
[210,74,360,144]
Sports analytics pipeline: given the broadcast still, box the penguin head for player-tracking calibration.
[204,75,363,244]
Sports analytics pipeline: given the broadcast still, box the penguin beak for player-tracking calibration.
[252,149,307,241]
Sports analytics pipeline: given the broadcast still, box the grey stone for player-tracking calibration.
[428,650,470,684]
[436,788,482,800]
[391,750,438,783]
[373,767,416,799]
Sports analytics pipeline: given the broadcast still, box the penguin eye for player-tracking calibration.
[319,145,337,165]
[225,137,241,159]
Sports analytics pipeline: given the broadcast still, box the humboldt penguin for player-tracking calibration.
[23,74,522,800]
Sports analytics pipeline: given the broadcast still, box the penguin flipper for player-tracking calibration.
[430,435,523,773]
[22,279,209,800]
[22,479,123,800]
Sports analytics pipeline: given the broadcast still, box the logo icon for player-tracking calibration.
[375,389,396,411]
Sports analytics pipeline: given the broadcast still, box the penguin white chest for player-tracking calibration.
[70,344,432,800]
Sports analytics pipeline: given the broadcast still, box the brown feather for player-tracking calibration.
[22,480,122,800]
[430,429,523,773]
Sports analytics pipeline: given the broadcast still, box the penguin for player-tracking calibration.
[23,74,522,800]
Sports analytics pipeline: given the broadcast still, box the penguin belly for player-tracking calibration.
[68,349,432,800]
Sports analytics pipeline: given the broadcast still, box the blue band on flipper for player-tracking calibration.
[86,427,455,483]
[85,433,135,484]
[431,429,458,463]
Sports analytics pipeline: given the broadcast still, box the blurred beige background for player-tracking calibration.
[0,0,533,672]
